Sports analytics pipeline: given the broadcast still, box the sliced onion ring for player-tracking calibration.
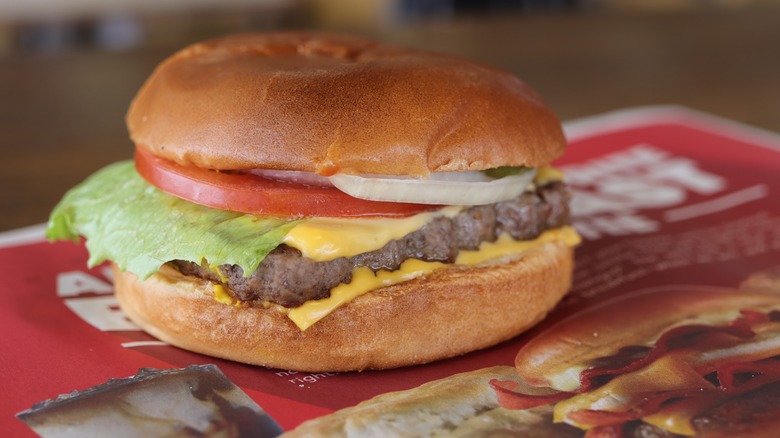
[328,168,536,206]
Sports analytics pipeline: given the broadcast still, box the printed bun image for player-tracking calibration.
[46,32,578,371]
[492,285,780,437]
[282,366,583,437]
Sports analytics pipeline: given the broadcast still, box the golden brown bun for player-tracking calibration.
[513,286,780,391]
[282,366,581,438]
[113,240,573,372]
[126,32,565,177]
[740,265,780,293]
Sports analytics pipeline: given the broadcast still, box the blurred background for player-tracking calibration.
[2,0,780,231]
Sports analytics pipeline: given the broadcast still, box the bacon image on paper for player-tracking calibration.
[492,269,780,437]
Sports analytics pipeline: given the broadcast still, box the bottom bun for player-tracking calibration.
[113,240,574,371]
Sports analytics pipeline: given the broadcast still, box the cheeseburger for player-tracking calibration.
[46,32,579,371]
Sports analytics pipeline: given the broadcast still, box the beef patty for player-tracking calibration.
[170,182,570,308]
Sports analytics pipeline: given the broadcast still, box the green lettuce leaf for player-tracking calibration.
[46,160,301,279]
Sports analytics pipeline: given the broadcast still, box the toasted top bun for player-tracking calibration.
[126,32,565,177]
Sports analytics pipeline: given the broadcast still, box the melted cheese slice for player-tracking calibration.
[642,402,700,436]
[213,284,234,306]
[283,207,462,261]
[286,226,580,330]
[554,352,714,430]
[456,226,580,265]
[534,166,564,186]
[288,259,446,330]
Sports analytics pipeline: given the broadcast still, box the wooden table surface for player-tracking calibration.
[2,7,779,232]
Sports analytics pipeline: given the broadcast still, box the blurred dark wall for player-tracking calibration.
[0,0,586,55]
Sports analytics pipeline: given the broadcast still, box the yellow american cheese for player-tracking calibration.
[213,284,235,306]
[534,166,564,186]
[456,226,580,265]
[288,259,446,330]
[282,207,462,261]
[642,408,698,436]
[288,226,580,330]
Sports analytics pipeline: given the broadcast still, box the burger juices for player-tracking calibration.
[46,32,579,371]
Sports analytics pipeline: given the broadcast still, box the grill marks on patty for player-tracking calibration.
[169,182,571,308]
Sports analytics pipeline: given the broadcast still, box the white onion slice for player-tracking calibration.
[328,169,536,205]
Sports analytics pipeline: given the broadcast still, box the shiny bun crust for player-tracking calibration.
[113,241,573,372]
[126,32,566,177]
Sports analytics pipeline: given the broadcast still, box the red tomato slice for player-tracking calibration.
[134,147,438,218]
